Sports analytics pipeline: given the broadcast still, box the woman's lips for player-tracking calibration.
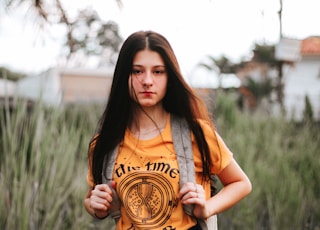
[141,91,154,96]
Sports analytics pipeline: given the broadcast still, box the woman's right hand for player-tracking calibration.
[89,183,114,218]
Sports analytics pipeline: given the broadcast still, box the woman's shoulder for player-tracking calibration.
[196,119,233,173]
[189,119,216,143]
[195,119,230,150]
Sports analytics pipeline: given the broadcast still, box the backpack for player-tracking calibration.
[101,115,218,230]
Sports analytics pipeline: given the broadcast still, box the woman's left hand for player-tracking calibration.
[178,182,209,219]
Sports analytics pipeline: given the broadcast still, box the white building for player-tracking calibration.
[0,79,16,98]
[16,67,114,107]
[282,36,320,121]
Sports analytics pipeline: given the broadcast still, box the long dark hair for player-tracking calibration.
[91,30,214,184]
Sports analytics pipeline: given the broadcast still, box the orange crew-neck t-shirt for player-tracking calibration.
[87,115,233,230]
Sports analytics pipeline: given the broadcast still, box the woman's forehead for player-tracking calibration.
[133,50,165,67]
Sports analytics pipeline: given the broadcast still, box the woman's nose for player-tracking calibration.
[142,71,153,84]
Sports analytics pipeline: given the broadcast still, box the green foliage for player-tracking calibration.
[214,93,320,230]
[198,55,238,74]
[213,89,238,127]
[0,67,26,81]
[4,1,123,66]
[0,96,319,229]
[69,8,123,64]
[303,95,314,123]
[0,100,114,229]
[253,43,277,67]
[213,55,237,73]
[245,77,274,101]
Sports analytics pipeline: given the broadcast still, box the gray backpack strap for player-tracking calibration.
[171,115,218,230]
[170,115,195,216]
[102,146,121,222]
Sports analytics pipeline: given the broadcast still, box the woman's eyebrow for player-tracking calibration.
[132,64,165,68]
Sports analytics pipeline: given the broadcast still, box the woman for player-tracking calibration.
[84,30,252,230]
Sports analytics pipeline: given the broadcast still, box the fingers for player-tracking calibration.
[179,182,205,204]
[90,184,114,211]
[179,182,208,219]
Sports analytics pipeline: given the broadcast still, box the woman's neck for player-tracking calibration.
[129,107,169,138]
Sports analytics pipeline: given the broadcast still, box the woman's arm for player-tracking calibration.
[179,159,252,219]
[203,159,252,217]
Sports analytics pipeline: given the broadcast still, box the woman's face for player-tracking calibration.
[129,49,168,108]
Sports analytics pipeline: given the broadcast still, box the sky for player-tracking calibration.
[0,0,319,75]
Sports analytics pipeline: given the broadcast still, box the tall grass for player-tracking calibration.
[214,91,320,230]
[0,94,319,229]
[0,100,114,229]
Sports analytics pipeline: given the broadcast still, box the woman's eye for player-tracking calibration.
[132,69,143,75]
[154,70,166,75]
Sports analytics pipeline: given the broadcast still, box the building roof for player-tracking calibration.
[300,36,320,55]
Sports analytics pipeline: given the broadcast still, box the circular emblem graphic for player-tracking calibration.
[118,171,177,229]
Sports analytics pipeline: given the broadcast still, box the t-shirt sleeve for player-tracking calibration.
[211,130,233,174]
[192,120,233,175]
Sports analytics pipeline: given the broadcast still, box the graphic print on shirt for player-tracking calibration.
[118,170,179,229]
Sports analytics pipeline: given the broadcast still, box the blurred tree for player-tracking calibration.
[66,8,123,66]
[245,77,273,101]
[0,67,26,81]
[303,95,314,123]
[251,43,286,109]
[2,0,49,20]
[198,55,220,72]
[199,55,237,73]
[3,0,122,21]
[252,43,277,67]
[213,55,238,73]
[3,0,123,66]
